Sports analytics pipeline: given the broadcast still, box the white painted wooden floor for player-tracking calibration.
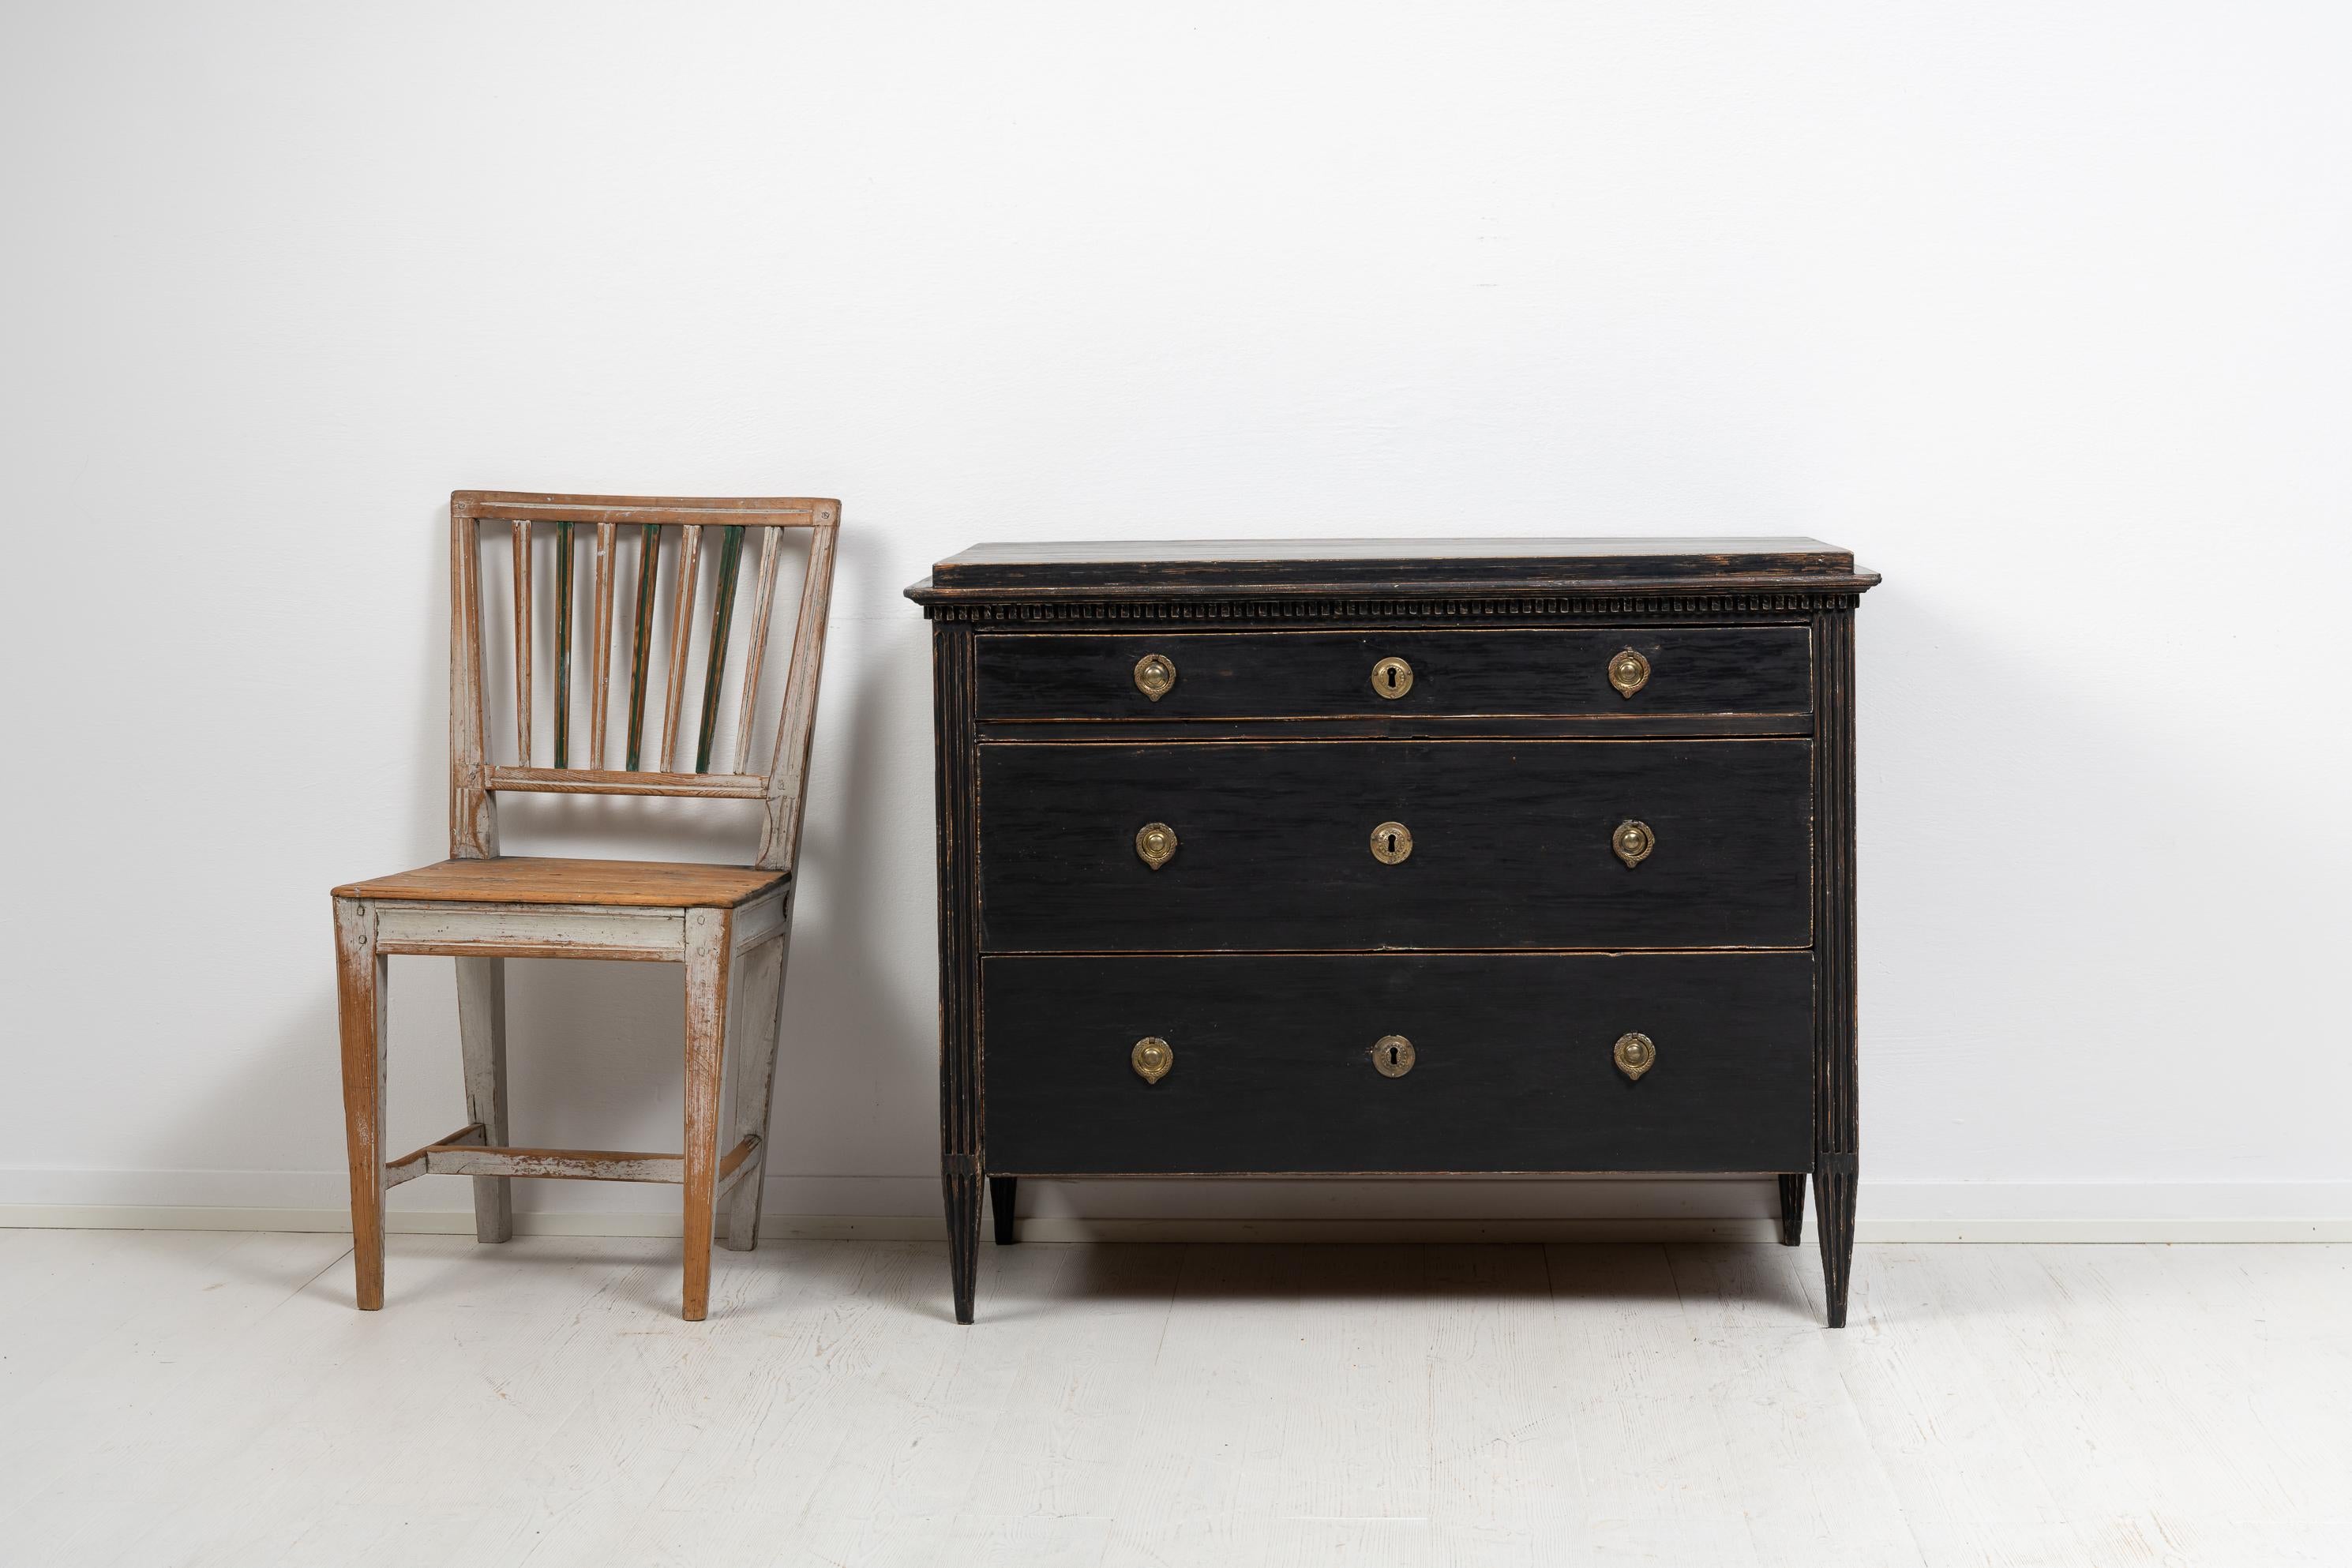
[1,1232,2345,1566]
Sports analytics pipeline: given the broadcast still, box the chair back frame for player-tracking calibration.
[448,490,840,872]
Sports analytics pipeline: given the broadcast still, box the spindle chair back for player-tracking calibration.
[451,491,839,867]
[331,492,839,1321]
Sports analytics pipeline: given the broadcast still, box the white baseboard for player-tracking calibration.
[2,1172,2347,1242]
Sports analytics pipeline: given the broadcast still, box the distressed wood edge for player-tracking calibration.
[730,525,785,776]
[453,958,512,1240]
[332,895,388,1308]
[450,504,497,857]
[681,906,735,1320]
[660,523,703,771]
[722,917,793,1249]
[425,1146,677,1184]
[370,902,689,961]
[588,522,617,768]
[729,887,791,951]
[756,508,839,872]
[715,1133,764,1199]
[553,520,576,766]
[511,520,534,766]
[455,491,840,524]
[626,523,661,769]
[384,1123,488,1188]
[380,1132,762,1190]
[366,898,699,916]
[695,524,746,772]
[373,940,683,962]
[484,766,767,799]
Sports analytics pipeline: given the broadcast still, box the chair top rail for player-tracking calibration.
[458,491,837,527]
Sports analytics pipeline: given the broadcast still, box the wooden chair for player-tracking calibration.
[331,492,838,1320]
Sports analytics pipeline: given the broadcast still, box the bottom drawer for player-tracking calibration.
[983,953,1815,1174]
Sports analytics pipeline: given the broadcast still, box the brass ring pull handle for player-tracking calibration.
[1370,820,1414,865]
[1371,656,1414,700]
[1607,647,1651,698]
[1133,652,1176,701]
[1611,819,1654,868]
[1132,1036,1174,1084]
[1613,1032,1656,1081]
[1371,1034,1416,1077]
[1135,821,1179,870]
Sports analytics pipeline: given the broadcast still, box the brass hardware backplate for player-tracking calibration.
[1607,647,1651,698]
[1611,819,1654,868]
[1371,655,1414,700]
[1371,1034,1416,1077]
[1135,821,1179,870]
[1133,652,1176,701]
[1370,820,1414,865]
[1613,1031,1656,1081]
[1131,1036,1173,1084]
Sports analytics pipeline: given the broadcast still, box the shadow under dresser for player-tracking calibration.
[906,538,1879,1326]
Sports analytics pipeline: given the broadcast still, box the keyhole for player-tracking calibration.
[1382,667,1397,692]
[1383,831,1397,854]
[1386,1044,1401,1067]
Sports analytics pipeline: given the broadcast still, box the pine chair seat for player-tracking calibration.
[331,492,838,1322]
[336,856,788,908]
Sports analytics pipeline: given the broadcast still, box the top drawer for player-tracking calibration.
[974,627,1811,722]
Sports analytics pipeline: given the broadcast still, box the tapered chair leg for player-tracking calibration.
[680,908,733,1322]
[454,957,512,1244]
[991,1176,1018,1244]
[332,898,388,1311]
[722,921,791,1253]
[1776,1173,1806,1247]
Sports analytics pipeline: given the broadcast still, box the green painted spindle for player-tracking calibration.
[553,521,574,767]
[625,523,659,771]
[696,525,745,773]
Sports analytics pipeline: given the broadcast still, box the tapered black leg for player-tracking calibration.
[1776,1173,1806,1247]
[990,1176,1018,1245]
[933,621,985,1327]
[945,1168,981,1324]
[1814,1165,1856,1327]
[1810,606,1861,1330]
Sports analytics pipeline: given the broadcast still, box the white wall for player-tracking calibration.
[5,2,2348,1236]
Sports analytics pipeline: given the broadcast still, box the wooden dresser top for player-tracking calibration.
[907,537,1877,602]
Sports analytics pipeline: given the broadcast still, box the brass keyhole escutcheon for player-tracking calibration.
[1132,1036,1174,1084]
[1611,819,1654,868]
[1371,656,1414,700]
[1133,652,1176,701]
[1613,1031,1656,1081]
[1370,820,1414,865]
[1371,1034,1416,1077]
[1135,821,1179,870]
[1607,647,1651,699]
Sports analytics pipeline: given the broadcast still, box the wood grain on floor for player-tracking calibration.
[0,1231,2343,1566]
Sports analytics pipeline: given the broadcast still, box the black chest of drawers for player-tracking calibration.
[907,539,1878,1326]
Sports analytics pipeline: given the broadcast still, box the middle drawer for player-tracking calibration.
[978,739,1813,952]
